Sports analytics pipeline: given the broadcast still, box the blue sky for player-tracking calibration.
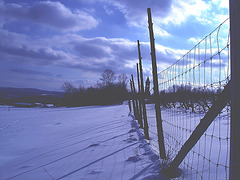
[0,0,229,91]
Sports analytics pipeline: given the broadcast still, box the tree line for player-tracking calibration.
[60,69,129,107]
[157,84,227,113]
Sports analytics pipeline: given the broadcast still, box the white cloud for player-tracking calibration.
[188,37,201,44]
[101,0,211,27]
[154,26,171,37]
[103,0,172,27]
[212,0,229,9]
[158,0,211,25]
[196,17,212,25]
[220,0,229,9]
[214,14,229,23]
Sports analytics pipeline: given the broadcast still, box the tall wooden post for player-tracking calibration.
[136,63,144,128]
[147,8,166,159]
[138,40,150,140]
[130,80,137,118]
[229,0,240,179]
[131,74,140,122]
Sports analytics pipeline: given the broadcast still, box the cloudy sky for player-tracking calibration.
[0,0,229,91]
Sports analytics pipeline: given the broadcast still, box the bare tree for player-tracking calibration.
[118,73,128,88]
[61,82,77,94]
[99,69,117,87]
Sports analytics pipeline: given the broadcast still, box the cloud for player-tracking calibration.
[0,29,189,88]
[96,0,211,28]
[154,26,171,37]
[213,0,229,9]
[0,30,70,65]
[67,36,138,73]
[109,0,172,26]
[188,37,201,44]
[0,1,99,31]
[0,45,68,62]
[0,29,138,74]
[10,67,52,77]
[160,0,211,25]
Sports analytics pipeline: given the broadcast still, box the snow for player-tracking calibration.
[145,104,230,180]
[0,103,229,180]
[0,105,167,180]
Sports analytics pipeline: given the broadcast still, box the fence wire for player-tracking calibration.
[144,18,230,180]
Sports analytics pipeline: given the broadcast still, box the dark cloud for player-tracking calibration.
[10,68,52,76]
[74,40,111,59]
[60,35,188,76]
[0,1,98,31]
[0,30,69,65]
[0,28,186,80]
[0,45,67,62]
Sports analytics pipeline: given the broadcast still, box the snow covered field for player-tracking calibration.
[0,105,166,180]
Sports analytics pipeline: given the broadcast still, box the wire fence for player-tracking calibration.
[131,17,231,179]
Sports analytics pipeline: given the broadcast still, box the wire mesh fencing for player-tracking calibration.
[131,17,231,179]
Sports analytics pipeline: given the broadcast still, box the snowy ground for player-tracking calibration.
[146,104,230,180]
[0,105,167,180]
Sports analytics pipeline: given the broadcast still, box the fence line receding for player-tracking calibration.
[130,8,233,180]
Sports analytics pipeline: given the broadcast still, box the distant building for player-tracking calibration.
[14,103,35,108]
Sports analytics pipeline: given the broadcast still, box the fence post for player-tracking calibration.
[229,0,240,179]
[131,74,140,122]
[138,40,150,140]
[130,80,137,118]
[128,99,132,113]
[147,8,166,159]
[136,63,144,128]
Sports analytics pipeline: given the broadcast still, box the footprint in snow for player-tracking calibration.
[128,129,136,133]
[89,170,102,174]
[88,143,99,148]
[126,156,141,162]
[139,143,146,148]
[142,151,151,156]
[124,137,138,143]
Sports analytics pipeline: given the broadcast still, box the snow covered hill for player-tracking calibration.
[0,105,167,180]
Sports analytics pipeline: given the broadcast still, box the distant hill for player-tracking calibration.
[0,87,64,98]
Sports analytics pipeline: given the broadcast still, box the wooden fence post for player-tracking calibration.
[147,8,166,159]
[128,99,132,113]
[131,74,140,122]
[137,40,150,140]
[136,63,143,128]
[229,0,240,179]
[130,80,137,118]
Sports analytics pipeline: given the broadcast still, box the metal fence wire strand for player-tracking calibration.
[142,18,231,180]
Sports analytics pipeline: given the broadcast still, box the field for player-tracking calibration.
[0,103,229,179]
[0,104,166,180]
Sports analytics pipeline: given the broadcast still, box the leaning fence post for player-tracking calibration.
[136,63,144,128]
[131,74,140,123]
[229,0,240,179]
[137,40,150,140]
[128,99,132,113]
[130,80,137,118]
[147,8,166,159]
